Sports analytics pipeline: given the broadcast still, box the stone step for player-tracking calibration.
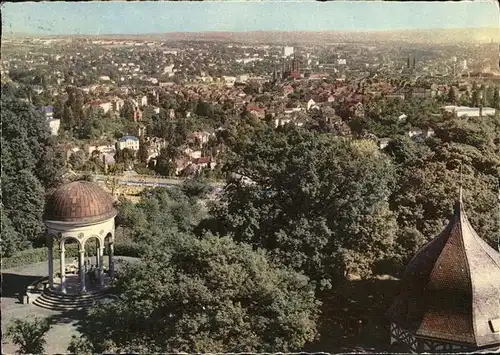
[34,298,91,311]
[33,295,112,311]
[36,294,105,306]
[33,288,114,311]
[44,288,109,300]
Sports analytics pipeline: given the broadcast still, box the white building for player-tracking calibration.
[307,99,318,111]
[459,60,468,71]
[47,119,60,136]
[283,46,294,57]
[99,76,111,81]
[116,136,140,151]
[222,76,236,88]
[442,105,496,118]
[236,74,249,83]
[164,65,175,74]
[337,59,347,65]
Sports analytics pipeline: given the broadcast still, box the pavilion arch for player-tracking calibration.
[60,236,82,254]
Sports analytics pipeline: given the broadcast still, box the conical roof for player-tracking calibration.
[388,197,500,347]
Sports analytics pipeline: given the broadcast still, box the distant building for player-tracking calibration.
[222,76,236,88]
[47,119,60,136]
[163,65,175,74]
[87,100,113,114]
[236,74,249,83]
[283,46,294,57]
[39,105,54,120]
[442,105,496,118]
[116,136,140,151]
[111,98,125,112]
[459,59,468,71]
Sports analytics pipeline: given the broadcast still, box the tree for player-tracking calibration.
[121,100,136,121]
[137,140,150,164]
[115,148,136,167]
[2,170,45,244]
[1,203,22,257]
[154,147,178,177]
[1,86,63,248]
[447,87,456,104]
[181,176,213,200]
[62,104,75,132]
[6,317,51,355]
[213,125,397,286]
[69,150,87,170]
[72,234,320,353]
[493,87,500,110]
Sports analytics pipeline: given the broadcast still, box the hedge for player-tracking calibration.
[2,242,143,270]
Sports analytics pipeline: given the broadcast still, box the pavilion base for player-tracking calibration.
[32,275,115,311]
[390,323,500,353]
[52,273,113,296]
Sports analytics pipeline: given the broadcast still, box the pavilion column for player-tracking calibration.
[47,238,54,289]
[109,242,114,279]
[59,245,66,294]
[79,249,86,293]
[98,245,105,288]
[95,239,99,267]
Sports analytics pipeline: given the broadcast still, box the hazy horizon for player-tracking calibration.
[3,1,499,36]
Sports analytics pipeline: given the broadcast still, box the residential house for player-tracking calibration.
[39,105,54,120]
[87,100,113,114]
[116,136,140,151]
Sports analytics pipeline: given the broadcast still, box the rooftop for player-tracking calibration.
[388,194,500,348]
[44,181,116,224]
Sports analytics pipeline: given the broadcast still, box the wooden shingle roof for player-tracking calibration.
[388,197,500,347]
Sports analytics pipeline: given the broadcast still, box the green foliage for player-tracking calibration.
[6,316,51,355]
[114,186,207,251]
[2,242,143,270]
[213,125,397,286]
[1,84,66,253]
[2,170,45,244]
[67,335,93,355]
[1,204,22,257]
[120,100,136,121]
[74,234,320,353]
[68,150,87,170]
[181,176,213,201]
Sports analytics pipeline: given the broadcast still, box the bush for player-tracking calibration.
[2,242,143,270]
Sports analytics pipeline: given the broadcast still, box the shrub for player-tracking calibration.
[2,242,143,270]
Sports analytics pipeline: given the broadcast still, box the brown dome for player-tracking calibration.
[44,181,116,223]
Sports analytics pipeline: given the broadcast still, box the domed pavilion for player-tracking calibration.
[387,193,500,353]
[43,180,117,295]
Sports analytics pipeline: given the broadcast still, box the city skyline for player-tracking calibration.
[2,1,498,36]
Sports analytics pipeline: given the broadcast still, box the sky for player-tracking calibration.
[2,1,499,36]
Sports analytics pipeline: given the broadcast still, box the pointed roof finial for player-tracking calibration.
[459,163,463,204]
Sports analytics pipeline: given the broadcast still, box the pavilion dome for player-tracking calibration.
[44,181,116,224]
[387,197,500,349]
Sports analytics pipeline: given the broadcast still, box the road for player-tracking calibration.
[91,174,225,191]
